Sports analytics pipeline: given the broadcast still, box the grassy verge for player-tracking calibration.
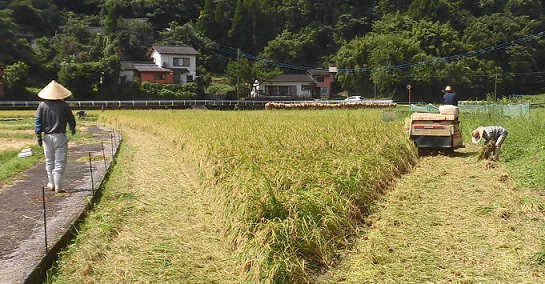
[0,110,36,118]
[0,146,44,187]
[502,108,545,189]
[0,115,42,187]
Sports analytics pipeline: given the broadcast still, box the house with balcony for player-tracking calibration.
[149,45,199,84]
[307,69,333,99]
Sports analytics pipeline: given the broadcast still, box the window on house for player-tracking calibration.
[173,57,190,66]
[187,75,194,82]
[154,73,166,80]
[315,76,324,83]
[266,86,295,96]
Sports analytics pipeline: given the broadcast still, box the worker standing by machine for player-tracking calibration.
[442,85,458,106]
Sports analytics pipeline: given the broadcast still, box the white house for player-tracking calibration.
[261,74,316,98]
[150,45,199,84]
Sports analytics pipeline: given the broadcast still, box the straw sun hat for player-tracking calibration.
[441,85,453,93]
[37,80,72,100]
[471,126,485,143]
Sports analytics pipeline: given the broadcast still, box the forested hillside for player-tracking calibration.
[1,0,545,102]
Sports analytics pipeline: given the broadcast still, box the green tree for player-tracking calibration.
[505,0,543,19]
[117,18,154,61]
[3,61,30,93]
[0,9,18,63]
[51,17,95,63]
[225,57,281,97]
[262,25,337,68]
[229,0,253,50]
[8,1,44,32]
[334,13,372,42]
[335,12,468,101]
[58,61,103,100]
[52,0,100,14]
[103,0,119,56]
[374,0,413,16]
[213,0,232,45]
[477,0,509,14]
[157,21,194,46]
[196,0,215,40]
[335,37,374,97]
[407,0,450,21]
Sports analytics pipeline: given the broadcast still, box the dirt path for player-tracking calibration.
[326,145,545,283]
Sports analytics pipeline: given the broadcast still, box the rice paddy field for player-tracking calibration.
[0,112,43,188]
[2,104,545,283]
[0,111,103,188]
[47,108,419,283]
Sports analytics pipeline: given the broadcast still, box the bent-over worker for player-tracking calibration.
[471,126,508,162]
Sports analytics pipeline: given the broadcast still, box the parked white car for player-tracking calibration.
[345,96,363,101]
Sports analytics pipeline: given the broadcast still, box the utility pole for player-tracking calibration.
[406,84,411,105]
[494,74,498,102]
[237,48,240,101]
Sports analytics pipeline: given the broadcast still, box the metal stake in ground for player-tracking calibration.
[101,141,107,170]
[118,125,122,144]
[88,152,94,194]
[110,133,114,159]
[41,186,48,254]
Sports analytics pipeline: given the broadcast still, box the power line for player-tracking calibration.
[189,27,545,73]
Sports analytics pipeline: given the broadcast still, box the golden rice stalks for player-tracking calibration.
[478,140,495,160]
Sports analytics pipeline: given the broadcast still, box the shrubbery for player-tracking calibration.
[205,84,235,95]
[140,81,197,99]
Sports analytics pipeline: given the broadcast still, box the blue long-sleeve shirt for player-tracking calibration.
[35,100,76,135]
[443,91,458,106]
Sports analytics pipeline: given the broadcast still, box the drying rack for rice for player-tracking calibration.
[265,100,397,110]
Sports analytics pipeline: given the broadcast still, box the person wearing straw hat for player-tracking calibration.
[471,126,508,162]
[35,80,76,193]
[250,79,260,98]
[441,85,458,106]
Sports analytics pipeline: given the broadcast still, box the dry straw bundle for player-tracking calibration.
[265,102,397,110]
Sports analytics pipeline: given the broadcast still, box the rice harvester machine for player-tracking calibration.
[408,105,464,154]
